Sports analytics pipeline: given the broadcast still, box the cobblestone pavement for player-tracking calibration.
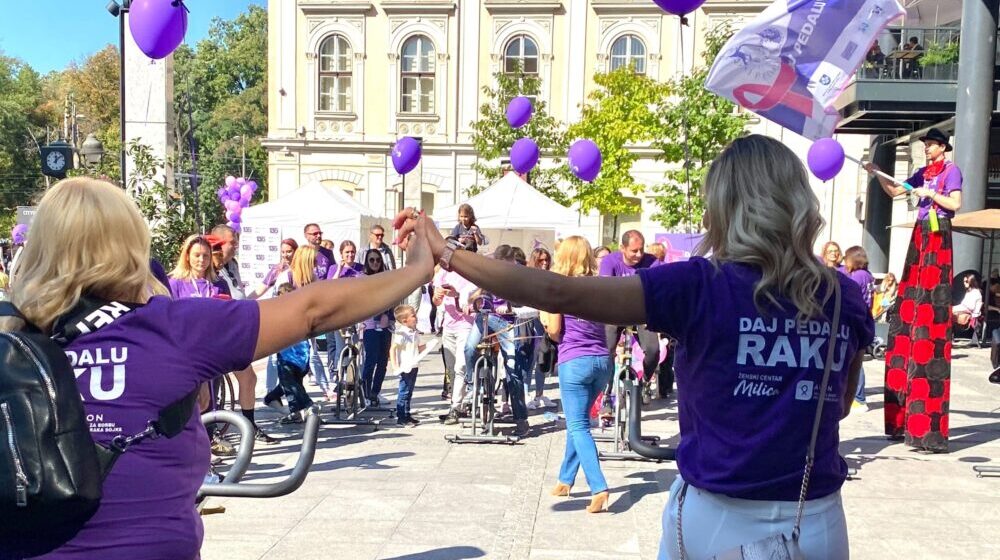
[201,341,1000,559]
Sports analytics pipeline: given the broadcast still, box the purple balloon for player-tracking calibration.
[247,180,258,192]
[652,0,707,16]
[807,138,845,182]
[216,187,227,198]
[510,138,540,174]
[239,195,252,208]
[224,175,237,188]
[236,177,247,185]
[391,137,422,175]
[229,191,242,202]
[128,0,188,60]
[240,184,253,197]
[568,139,602,182]
[226,220,239,230]
[506,96,533,129]
[11,224,28,245]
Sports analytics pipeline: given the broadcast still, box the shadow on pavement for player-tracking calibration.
[381,545,486,560]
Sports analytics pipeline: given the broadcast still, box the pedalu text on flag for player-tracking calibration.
[705,0,905,139]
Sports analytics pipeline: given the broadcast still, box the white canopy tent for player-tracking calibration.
[238,181,386,287]
[434,172,583,250]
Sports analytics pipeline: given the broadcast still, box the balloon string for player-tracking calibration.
[678,16,694,234]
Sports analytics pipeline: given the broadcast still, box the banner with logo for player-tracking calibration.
[705,0,905,139]
[239,224,283,292]
[654,233,704,264]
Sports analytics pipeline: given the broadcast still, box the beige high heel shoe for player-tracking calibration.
[586,490,610,513]
[550,482,572,497]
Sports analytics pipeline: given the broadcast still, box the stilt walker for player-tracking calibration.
[865,128,963,453]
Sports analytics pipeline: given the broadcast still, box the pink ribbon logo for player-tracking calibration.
[733,59,815,117]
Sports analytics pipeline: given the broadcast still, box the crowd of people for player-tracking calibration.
[3,124,984,558]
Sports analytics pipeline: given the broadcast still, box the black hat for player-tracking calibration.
[919,128,952,152]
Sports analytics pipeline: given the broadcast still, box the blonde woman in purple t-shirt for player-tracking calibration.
[1,177,436,558]
[396,135,873,559]
[543,236,611,513]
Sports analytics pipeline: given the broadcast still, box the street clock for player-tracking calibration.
[40,140,75,179]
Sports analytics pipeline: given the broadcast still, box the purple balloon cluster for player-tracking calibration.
[216,176,258,229]
[504,96,602,181]
[129,0,189,60]
[11,224,28,245]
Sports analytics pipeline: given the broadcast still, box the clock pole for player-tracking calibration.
[106,0,130,186]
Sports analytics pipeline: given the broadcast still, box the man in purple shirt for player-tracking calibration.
[304,223,338,280]
[599,230,662,404]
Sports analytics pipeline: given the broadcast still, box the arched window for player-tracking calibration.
[400,35,435,114]
[318,34,353,112]
[610,35,646,74]
[504,35,539,75]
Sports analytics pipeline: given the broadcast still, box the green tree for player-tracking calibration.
[0,55,54,211]
[469,68,568,203]
[130,140,198,264]
[652,23,749,230]
[173,5,268,231]
[564,66,671,219]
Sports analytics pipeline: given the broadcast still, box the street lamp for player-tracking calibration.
[79,133,106,167]
[106,0,131,184]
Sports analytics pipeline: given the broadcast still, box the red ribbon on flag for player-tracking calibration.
[733,59,814,116]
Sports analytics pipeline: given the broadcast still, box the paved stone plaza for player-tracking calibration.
[201,342,1000,560]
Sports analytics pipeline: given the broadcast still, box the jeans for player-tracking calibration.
[854,366,866,404]
[362,329,392,400]
[265,355,279,392]
[464,314,532,421]
[309,337,329,393]
[263,360,314,414]
[396,368,418,419]
[658,476,848,560]
[557,355,612,495]
[443,327,473,409]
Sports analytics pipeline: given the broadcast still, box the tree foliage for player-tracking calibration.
[130,140,198,265]
[469,68,568,203]
[651,23,749,230]
[0,55,52,213]
[565,66,670,216]
[173,5,268,231]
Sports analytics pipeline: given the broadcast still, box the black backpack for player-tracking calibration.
[0,298,195,556]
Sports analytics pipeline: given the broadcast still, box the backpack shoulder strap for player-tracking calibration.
[50,296,141,345]
[0,301,41,334]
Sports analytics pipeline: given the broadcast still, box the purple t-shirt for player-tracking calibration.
[43,297,260,559]
[332,262,364,279]
[149,259,170,291]
[599,250,657,277]
[262,263,289,288]
[639,258,874,501]
[906,161,962,220]
[314,246,337,280]
[843,268,875,309]
[168,277,231,299]
[557,314,607,365]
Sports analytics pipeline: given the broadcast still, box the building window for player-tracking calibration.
[400,35,435,114]
[504,35,539,75]
[318,35,353,112]
[610,35,646,74]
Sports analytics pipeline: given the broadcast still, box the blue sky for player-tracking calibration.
[0,1,264,74]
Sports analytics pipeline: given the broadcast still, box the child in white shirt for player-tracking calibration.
[391,304,425,426]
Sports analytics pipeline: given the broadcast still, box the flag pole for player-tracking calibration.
[844,154,910,189]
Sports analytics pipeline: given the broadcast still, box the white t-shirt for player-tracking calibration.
[955,289,983,317]
[391,326,422,375]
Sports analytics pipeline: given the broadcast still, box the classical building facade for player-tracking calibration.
[264,0,878,251]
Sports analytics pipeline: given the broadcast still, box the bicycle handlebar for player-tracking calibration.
[198,411,321,499]
[625,379,676,461]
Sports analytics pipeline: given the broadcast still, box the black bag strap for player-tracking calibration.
[0,301,41,334]
[50,296,140,345]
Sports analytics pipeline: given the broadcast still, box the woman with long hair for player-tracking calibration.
[168,235,230,299]
[542,237,610,510]
[820,241,842,269]
[2,177,434,557]
[953,273,983,327]
[866,128,963,452]
[361,249,395,405]
[248,238,298,300]
[291,245,336,401]
[328,240,365,382]
[396,134,872,557]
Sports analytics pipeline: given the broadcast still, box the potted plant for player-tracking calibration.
[918,41,960,80]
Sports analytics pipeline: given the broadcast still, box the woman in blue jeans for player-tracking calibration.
[541,236,612,513]
[361,249,394,405]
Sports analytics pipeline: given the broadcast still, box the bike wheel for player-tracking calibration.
[481,364,496,432]
[211,373,238,437]
[345,358,362,417]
